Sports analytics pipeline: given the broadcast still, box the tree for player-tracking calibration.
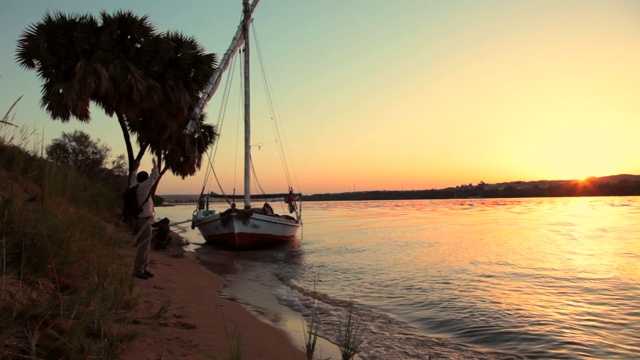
[128,30,218,180]
[15,10,218,187]
[92,10,164,175]
[46,130,110,177]
[109,154,127,177]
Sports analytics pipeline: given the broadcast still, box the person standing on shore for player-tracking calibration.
[132,158,160,280]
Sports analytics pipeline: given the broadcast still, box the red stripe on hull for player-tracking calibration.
[203,232,297,250]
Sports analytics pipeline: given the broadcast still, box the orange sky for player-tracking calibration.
[2,1,639,195]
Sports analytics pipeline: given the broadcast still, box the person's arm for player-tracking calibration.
[138,159,159,196]
[149,159,160,183]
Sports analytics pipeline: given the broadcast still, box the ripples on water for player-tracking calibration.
[160,197,640,359]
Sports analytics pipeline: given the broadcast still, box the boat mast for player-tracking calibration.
[184,0,260,135]
[243,0,251,210]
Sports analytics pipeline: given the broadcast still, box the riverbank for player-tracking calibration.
[119,233,307,360]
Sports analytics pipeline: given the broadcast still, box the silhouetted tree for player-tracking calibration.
[109,154,127,177]
[15,10,218,186]
[46,130,110,177]
[128,31,218,180]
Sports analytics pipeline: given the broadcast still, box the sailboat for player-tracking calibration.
[184,0,302,250]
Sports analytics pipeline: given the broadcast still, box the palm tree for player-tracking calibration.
[162,113,217,178]
[15,10,159,175]
[15,10,218,184]
[146,111,218,198]
[15,11,106,122]
[134,31,217,185]
[93,10,164,176]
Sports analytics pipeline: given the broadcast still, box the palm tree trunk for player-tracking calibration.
[116,112,135,173]
[116,111,149,182]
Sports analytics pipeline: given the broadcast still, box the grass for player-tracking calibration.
[218,304,244,360]
[303,296,320,360]
[154,299,173,319]
[333,297,367,360]
[302,277,331,360]
[0,130,137,359]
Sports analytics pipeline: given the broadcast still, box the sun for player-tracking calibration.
[575,177,591,186]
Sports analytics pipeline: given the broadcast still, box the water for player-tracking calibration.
[158,197,640,359]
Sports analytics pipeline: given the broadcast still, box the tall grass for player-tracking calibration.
[218,304,244,360]
[303,294,321,360]
[302,277,331,360]
[333,297,367,360]
[1,95,38,153]
[0,140,137,359]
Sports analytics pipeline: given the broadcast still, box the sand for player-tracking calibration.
[119,234,308,360]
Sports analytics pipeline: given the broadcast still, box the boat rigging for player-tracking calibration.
[184,0,302,250]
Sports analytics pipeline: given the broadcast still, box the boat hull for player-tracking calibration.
[192,210,300,250]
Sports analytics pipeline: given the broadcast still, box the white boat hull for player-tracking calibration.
[192,209,300,250]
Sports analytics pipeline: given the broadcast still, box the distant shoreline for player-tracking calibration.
[159,174,640,203]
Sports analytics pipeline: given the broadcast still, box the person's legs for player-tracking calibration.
[133,218,152,278]
[132,220,143,246]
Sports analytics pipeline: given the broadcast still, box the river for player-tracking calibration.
[157,197,640,359]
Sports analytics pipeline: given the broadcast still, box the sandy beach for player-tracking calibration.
[119,234,308,360]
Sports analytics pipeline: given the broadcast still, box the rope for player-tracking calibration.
[249,153,266,195]
[189,49,242,213]
[252,24,302,193]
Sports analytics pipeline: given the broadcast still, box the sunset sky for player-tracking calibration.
[1,0,639,195]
